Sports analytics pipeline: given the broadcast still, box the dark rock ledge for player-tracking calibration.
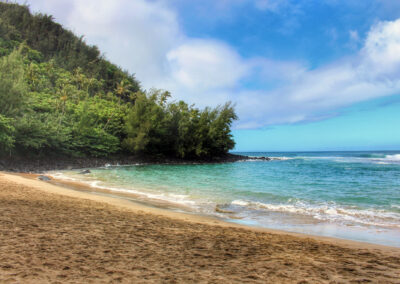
[0,153,271,174]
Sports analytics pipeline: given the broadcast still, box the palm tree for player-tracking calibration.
[115,79,132,101]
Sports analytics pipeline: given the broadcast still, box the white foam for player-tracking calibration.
[48,171,198,207]
[304,154,400,165]
[270,157,294,161]
[365,154,400,165]
[244,156,295,162]
[48,172,78,181]
[383,154,400,161]
[231,199,400,228]
[93,183,197,206]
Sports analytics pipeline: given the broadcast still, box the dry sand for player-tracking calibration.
[0,172,399,283]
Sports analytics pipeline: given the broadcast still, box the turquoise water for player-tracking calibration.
[51,151,400,247]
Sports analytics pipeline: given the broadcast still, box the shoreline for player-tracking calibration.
[6,171,400,252]
[44,170,400,249]
[1,171,400,282]
[0,153,257,173]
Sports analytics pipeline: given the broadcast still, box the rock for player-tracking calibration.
[258,156,271,161]
[38,175,51,181]
[215,204,235,214]
[247,156,271,161]
[79,169,91,174]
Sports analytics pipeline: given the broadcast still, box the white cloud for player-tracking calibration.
[254,0,288,12]
[68,0,182,87]
[349,30,359,42]
[234,19,400,127]
[347,29,360,49]
[24,0,181,87]
[20,1,400,129]
[361,20,400,77]
[166,40,248,90]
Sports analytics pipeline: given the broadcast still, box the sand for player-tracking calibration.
[0,172,399,283]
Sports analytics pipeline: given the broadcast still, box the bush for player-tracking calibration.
[0,114,15,153]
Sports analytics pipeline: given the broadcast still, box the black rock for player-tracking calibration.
[0,153,266,173]
[247,156,271,161]
[258,156,271,161]
[79,169,91,174]
[38,175,51,181]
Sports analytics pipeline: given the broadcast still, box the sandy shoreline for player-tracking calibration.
[35,172,400,249]
[1,172,400,283]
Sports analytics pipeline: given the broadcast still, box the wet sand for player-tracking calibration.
[1,172,400,283]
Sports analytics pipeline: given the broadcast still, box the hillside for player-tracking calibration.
[0,2,237,161]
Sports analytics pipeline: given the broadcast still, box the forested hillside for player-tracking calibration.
[0,2,237,159]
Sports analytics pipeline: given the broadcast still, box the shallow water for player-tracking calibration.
[50,151,400,247]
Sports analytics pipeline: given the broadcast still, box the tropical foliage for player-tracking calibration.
[0,2,237,159]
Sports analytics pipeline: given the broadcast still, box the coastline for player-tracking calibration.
[1,171,400,282]
[0,153,253,173]
[8,172,400,251]
[44,164,400,248]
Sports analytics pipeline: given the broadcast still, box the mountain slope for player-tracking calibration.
[0,2,237,160]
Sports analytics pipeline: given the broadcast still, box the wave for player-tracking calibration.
[244,156,296,162]
[358,154,400,165]
[270,157,295,161]
[231,200,400,228]
[245,153,400,164]
[383,154,400,161]
[49,166,400,230]
[301,153,400,165]
[47,172,198,208]
[355,153,387,158]
[49,172,78,181]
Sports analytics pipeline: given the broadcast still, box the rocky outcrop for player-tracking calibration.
[38,175,51,181]
[0,153,270,173]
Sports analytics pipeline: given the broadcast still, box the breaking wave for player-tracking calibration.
[231,200,400,228]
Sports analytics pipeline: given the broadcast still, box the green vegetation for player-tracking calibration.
[0,2,237,159]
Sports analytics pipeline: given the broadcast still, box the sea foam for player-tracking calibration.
[231,200,400,228]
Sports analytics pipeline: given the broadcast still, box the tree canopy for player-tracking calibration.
[0,2,237,159]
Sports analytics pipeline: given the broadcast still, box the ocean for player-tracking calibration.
[49,151,400,247]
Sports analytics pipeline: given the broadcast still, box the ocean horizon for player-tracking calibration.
[49,150,400,247]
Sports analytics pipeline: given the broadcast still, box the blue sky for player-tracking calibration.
[234,95,400,151]
[22,0,400,151]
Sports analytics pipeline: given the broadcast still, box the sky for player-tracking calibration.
[18,0,400,151]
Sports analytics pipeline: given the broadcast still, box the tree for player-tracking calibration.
[0,114,15,153]
[123,91,170,155]
[0,2,238,159]
[0,47,27,117]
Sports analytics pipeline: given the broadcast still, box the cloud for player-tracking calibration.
[20,1,400,129]
[254,0,289,12]
[347,30,360,49]
[361,19,400,78]
[24,0,181,87]
[159,39,251,106]
[166,40,248,90]
[349,30,360,42]
[235,19,400,128]
[200,0,292,13]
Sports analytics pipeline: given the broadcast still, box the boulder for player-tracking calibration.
[38,175,51,181]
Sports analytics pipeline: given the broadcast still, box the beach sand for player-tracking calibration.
[0,172,399,283]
